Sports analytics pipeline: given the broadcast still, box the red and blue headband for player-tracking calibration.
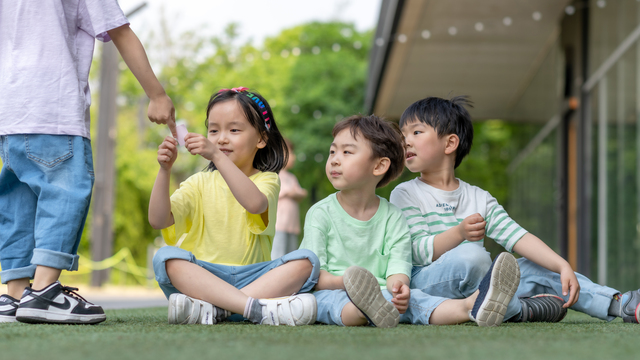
[218,87,271,130]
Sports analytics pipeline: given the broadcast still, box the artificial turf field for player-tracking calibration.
[0,308,637,360]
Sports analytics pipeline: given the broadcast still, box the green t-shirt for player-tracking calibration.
[299,193,412,287]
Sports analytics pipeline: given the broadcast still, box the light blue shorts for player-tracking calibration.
[153,246,320,298]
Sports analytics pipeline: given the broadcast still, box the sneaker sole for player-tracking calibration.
[343,266,399,328]
[16,309,105,324]
[474,253,520,327]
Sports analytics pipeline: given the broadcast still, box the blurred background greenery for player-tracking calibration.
[0,19,542,285]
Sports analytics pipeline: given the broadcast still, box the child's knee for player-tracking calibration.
[289,258,313,276]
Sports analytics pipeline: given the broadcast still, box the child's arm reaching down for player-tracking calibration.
[512,234,581,308]
[107,24,176,137]
[149,136,178,229]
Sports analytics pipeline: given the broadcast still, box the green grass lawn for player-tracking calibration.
[1,308,637,360]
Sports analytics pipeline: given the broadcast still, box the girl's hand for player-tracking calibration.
[157,136,178,170]
[184,133,217,161]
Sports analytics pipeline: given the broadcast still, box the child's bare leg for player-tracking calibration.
[240,259,312,298]
[166,259,248,314]
[341,302,369,326]
[32,265,61,290]
[315,270,344,291]
[429,290,478,325]
[7,278,30,299]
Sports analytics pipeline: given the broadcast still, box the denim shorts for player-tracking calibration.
[153,246,320,298]
[0,134,94,283]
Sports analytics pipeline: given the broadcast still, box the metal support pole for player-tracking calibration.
[91,40,119,287]
[577,0,592,277]
[597,77,608,285]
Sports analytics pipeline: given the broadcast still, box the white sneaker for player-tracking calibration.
[258,294,317,326]
[168,293,230,325]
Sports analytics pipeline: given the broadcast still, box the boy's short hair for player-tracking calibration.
[332,115,405,188]
[399,96,474,169]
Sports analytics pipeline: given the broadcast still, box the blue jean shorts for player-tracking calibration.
[153,246,320,298]
[0,134,94,283]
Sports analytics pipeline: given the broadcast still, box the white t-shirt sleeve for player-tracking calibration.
[484,193,528,251]
[78,0,129,42]
[390,186,436,266]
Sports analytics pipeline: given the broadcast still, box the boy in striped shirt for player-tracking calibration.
[390,96,640,324]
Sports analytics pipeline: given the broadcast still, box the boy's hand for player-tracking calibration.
[560,265,580,308]
[184,133,216,161]
[157,136,178,170]
[457,213,486,241]
[148,94,177,138]
[390,280,411,314]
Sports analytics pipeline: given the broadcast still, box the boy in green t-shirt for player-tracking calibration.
[300,115,521,327]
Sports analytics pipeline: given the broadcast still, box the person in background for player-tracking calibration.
[272,138,308,259]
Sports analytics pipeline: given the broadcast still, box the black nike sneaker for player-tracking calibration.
[15,281,105,324]
[0,294,19,323]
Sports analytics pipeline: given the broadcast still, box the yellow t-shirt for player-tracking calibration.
[161,171,280,265]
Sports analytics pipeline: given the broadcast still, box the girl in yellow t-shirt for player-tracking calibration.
[149,88,319,326]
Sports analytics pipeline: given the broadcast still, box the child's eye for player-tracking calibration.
[414,131,421,135]
[329,150,335,155]
[209,129,218,134]
[343,151,351,155]
[231,129,240,133]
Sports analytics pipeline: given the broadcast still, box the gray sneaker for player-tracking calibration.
[621,290,640,323]
[517,294,567,323]
[168,293,230,325]
[343,266,399,328]
[469,252,520,327]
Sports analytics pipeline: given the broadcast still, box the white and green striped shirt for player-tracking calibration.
[390,178,527,266]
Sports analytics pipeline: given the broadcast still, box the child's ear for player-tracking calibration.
[257,135,268,149]
[444,134,459,155]
[373,157,391,177]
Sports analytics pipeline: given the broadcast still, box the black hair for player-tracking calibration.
[399,95,474,169]
[332,114,405,188]
[203,89,288,173]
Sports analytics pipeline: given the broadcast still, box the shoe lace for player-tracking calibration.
[60,286,95,305]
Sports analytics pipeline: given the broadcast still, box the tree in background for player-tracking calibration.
[66,18,540,284]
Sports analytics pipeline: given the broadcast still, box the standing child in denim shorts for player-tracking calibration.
[390,96,640,324]
[0,0,175,324]
[150,88,319,326]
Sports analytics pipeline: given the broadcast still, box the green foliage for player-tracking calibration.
[79,18,539,279]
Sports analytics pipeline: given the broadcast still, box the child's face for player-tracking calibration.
[325,129,380,191]
[207,100,266,171]
[401,120,448,174]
